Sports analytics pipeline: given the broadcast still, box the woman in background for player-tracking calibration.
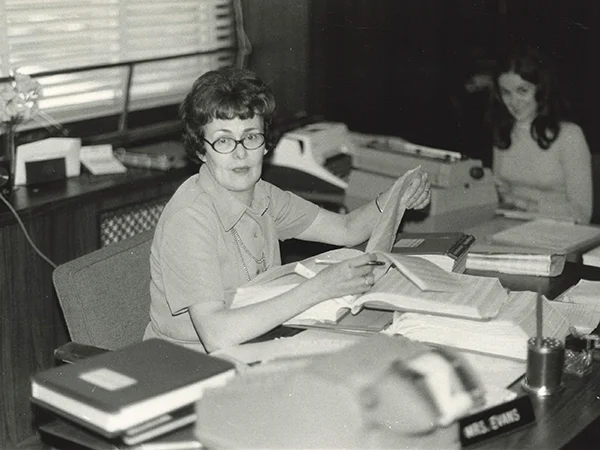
[488,44,592,223]
[144,67,430,353]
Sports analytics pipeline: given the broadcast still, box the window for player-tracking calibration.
[0,0,237,127]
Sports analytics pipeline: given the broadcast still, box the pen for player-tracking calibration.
[314,259,386,266]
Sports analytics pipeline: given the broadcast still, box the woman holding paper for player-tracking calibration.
[143,67,430,352]
[488,44,592,224]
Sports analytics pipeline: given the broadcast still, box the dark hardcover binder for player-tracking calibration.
[31,339,235,437]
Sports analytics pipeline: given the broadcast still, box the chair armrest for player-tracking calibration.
[54,342,110,364]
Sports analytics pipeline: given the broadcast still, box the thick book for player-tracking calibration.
[392,231,475,273]
[384,291,572,361]
[490,219,600,254]
[39,416,202,450]
[232,247,508,324]
[465,243,566,277]
[30,339,236,438]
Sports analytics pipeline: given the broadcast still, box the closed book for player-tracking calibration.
[392,232,475,273]
[31,339,236,438]
[491,219,600,254]
[465,243,566,277]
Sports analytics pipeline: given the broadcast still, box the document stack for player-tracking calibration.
[31,339,235,447]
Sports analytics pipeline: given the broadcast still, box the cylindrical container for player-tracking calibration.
[522,337,565,396]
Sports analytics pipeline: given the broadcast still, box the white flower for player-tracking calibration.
[1,71,43,125]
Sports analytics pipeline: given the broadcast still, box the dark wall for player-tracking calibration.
[241,0,311,126]
[307,0,600,164]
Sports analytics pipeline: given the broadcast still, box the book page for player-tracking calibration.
[366,166,423,253]
[491,219,600,253]
[355,269,508,319]
[558,279,600,305]
[378,253,462,292]
[550,301,600,334]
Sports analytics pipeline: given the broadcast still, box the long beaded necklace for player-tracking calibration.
[230,226,267,281]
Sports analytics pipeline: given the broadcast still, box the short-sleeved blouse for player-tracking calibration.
[143,164,319,351]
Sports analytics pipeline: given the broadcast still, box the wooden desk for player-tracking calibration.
[0,165,194,448]
[474,366,600,449]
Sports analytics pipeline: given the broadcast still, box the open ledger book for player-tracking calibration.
[232,167,509,325]
[383,291,573,361]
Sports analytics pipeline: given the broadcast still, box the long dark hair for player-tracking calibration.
[487,45,568,150]
[180,67,276,162]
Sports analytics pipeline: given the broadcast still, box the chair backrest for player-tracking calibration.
[592,152,600,225]
[53,230,154,351]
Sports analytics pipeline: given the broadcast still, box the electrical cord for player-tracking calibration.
[0,191,57,269]
[233,0,253,68]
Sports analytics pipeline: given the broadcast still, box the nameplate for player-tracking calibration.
[25,157,66,186]
[459,395,535,447]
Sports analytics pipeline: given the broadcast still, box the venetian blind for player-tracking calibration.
[0,0,237,125]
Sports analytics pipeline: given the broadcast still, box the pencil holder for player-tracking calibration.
[522,337,564,397]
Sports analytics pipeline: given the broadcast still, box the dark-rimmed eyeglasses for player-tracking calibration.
[202,133,266,154]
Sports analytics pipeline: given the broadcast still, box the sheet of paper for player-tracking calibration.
[366,166,422,253]
[80,144,127,175]
[379,253,462,292]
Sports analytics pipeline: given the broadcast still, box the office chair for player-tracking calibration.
[591,152,600,225]
[52,230,154,363]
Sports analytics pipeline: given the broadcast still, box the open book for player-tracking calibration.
[232,246,508,325]
[383,291,572,361]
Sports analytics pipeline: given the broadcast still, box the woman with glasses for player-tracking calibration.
[144,67,430,352]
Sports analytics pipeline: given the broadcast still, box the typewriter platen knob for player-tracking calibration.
[469,166,485,180]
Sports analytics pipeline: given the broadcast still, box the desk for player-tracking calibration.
[475,366,600,449]
[0,165,195,448]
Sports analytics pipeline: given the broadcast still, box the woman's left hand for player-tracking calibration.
[402,170,431,209]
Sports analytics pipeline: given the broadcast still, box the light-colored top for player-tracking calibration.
[493,122,592,224]
[143,164,319,351]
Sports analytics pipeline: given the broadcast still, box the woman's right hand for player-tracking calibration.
[308,253,380,300]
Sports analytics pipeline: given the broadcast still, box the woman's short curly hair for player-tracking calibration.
[180,67,276,162]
